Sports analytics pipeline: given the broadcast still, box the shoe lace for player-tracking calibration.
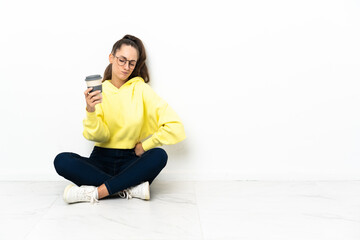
[118,190,132,200]
[118,182,148,200]
[90,195,99,204]
[78,186,99,204]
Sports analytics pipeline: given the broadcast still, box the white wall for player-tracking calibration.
[0,0,359,181]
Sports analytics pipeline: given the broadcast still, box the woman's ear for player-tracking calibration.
[109,53,114,64]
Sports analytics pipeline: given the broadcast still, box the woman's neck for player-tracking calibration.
[110,76,127,89]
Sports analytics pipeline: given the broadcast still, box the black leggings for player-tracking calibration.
[54,146,168,195]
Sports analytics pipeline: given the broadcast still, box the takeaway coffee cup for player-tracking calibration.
[85,75,102,93]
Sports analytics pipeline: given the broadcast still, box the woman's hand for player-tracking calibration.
[135,142,145,157]
[84,88,102,112]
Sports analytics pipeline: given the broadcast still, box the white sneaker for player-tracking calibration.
[118,182,150,200]
[63,184,99,204]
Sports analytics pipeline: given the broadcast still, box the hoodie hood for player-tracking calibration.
[102,77,145,94]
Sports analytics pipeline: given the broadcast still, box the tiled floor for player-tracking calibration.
[1,180,360,240]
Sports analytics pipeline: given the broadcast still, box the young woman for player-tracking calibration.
[54,34,186,204]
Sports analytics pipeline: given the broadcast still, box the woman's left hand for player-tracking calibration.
[135,142,145,157]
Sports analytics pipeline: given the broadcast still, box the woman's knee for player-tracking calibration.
[150,148,168,168]
[53,152,72,175]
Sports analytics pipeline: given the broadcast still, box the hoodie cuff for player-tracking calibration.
[142,137,160,152]
[86,108,97,119]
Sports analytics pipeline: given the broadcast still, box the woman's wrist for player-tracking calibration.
[86,106,95,112]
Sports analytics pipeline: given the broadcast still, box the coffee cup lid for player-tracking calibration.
[85,75,102,81]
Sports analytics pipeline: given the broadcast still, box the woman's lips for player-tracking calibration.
[122,71,129,75]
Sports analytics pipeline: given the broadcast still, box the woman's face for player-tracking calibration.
[109,44,138,81]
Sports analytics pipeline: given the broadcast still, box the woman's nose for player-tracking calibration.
[124,62,130,70]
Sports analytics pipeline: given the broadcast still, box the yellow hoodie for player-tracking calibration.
[83,77,186,151]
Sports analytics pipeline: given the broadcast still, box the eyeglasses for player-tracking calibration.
[114,55,137,69]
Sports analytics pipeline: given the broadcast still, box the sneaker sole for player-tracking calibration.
[63,184,75,203]
[144,181,150,200]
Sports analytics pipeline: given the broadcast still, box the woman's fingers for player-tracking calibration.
[88,94,102,107]
[89,93,102,101]
[85,90,102,101]
[88,90,101,98]
[84,88,102,110]
[84,88,93,96]
[92,100,102,105]
[84,88,101,98]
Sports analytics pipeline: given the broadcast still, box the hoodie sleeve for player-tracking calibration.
[141,84,186,151]
[83,103,110,143]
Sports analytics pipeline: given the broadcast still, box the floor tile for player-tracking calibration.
[1,181,360,240]
[195,181,360,240]
[25,181,203,240]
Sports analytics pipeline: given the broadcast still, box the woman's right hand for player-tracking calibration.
[84,88,102,112]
